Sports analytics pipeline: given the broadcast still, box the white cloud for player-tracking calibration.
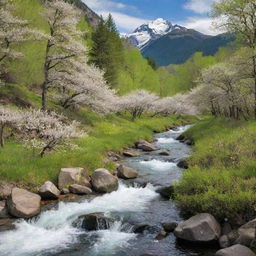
[82,0,146,32]
[179,16,224,35]
[99,11,148,31]
[184,0,217,14]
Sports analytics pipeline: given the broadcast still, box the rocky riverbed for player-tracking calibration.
[0,125,255,256]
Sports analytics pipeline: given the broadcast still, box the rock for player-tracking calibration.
[215,244,255,256]
[0,183,15,200]
[159,151,170,156]
[155,230,168,240]
[219,235,231,248]
[177,159,189,169]
[91,168,118,193]
[123,149,140,157]
[134,224,151,234]
[117,165,138,179]
[7,188,41,218]
[174,213,221,243]
[162,222,178,233]
[135,140,159,152]
[157,186,175,199]
[0,218,15,231]
[61,188,70,195]
[38,181,60,200]
[107,151,121,162]
[69,184,92,195]
[79,213,114,231]
[0,201,10,218]
[222,222,232,235]
[176,134,185,141]
[184,139,193,146]
[58,168,91,190]
[235,218,256,247]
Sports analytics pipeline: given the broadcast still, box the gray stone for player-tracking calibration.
[135,140,159,152]
[7,188,41,218]
[174,213,221,243]
[235,218,256,247]
[38,181,60,200]
[0,201,10,218]
[61,188,70,195]
[0,183,15,200]
[58,168,91,190]
[162,222,178,233]
[91,168,118,193]
[157,186,175,199]
[215,244,255,256]
[79,213,114,231]
[155,230,168,240]
[69,184,92,195]
[123,150,140,157]
[219,235,231,249]
[159,151,170,156]
[117,165,138,179]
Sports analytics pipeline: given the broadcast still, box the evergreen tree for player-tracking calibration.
[89,15,124,87]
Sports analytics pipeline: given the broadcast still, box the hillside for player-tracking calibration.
[141,29,235,66]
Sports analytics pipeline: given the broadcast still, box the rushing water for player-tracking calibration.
[0,125,216,256]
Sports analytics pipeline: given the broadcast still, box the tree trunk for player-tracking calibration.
[0,124,5,148]
[252,55,256,120]
[41,82,47,111]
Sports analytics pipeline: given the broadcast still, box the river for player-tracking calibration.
[0,125,216,256]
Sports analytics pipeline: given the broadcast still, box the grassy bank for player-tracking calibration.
[0,111,195,190]
[175,118,256,223]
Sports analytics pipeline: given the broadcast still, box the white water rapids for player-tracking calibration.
[0,183,158,256]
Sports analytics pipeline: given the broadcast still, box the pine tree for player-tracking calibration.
[89,15,124,87]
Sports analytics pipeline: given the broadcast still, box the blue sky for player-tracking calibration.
[82,0,222,35]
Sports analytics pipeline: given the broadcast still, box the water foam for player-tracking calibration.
[157,137,176,144]
[0,183,157,256]
[140,159,176,172]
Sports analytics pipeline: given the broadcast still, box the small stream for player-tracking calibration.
[0,125,216,256]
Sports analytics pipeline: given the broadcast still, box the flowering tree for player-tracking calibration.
[0,106,21,147]
[16,109,84,157]
[119,90,159,120]
[0,1,43,63]
[41,0,85,110]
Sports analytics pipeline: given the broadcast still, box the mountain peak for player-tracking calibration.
[122,18,186,49]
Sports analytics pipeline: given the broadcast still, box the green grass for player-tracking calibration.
[0,112,195,190]
[175,118,256,223]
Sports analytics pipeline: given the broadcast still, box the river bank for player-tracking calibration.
[0,124,216,256]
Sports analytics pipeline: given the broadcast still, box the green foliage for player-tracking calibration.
[89,15,124,87]
[175,118,256,222]
[0,111,193,189]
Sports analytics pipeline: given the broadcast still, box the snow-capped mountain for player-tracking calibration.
[122,18,186,49]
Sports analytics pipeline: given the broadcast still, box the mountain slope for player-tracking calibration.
[141,29,235,66]
[122,18,186,49]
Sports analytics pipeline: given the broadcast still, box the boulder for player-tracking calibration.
[184,139,193,146]
[38,181,60,200]
[162,222,178,233]
[123,149,140,157]
[135,140,159,152]
[235,218,256,247]
[69,184,92,195]
[117,165,138,179]
[174,213,221,243]
[0,218,15,231]
[61,188,70,195]
[0,201,10,218]
[134,224,151,234]
[156,185,175,199]
[79,213,114,231]
[219,235,231,249]
[215,244,255,256]
[58,168,91,190]
[159,151,170,156]
[155,230,168,240]
[0,183,15,200]
[91,168,118,193]
[7,188,41,218]
[177,159,189,169]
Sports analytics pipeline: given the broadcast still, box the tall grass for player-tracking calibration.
[175,118,256,223]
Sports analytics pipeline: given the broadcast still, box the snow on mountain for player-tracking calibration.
[121,18,186,49]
